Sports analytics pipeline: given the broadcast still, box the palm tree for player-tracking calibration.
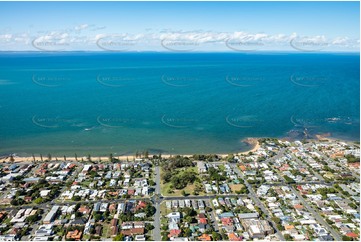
[144,150,149,159]
[74,153,78,161]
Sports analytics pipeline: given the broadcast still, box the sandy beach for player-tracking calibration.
[0,138,261,164]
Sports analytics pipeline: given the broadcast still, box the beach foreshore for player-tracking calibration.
[0,138,261,163]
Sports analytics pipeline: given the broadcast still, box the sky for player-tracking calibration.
[0,1,359,52]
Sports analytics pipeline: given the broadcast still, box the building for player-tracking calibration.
[66,230,82,240]
[135,235,146,241]
[167,212,181,223]
[197,162,207,173]
[238,213,259,220]
[241,219,274,239]
[43,206,59,224]
[35,224,53,237]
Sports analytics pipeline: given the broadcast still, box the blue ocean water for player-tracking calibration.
[0,52,359,156]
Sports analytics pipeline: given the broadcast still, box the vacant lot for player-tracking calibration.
[229,184,245,193]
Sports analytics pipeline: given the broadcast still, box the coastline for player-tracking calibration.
[0,138,261,163]
[1,135,358,164]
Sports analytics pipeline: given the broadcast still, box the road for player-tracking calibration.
[152,165,162,241]
[307,144,359,182]
[3,150,351,241]
[230,163,285,241]
[271,163,343,241]
[290,153,325,182]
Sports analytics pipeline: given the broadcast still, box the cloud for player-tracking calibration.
[74,24,89,31]
[0,34,13,42]
[0,26,359,51]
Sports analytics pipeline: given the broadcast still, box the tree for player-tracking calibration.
[227,154,235,162]
[109,153,114,163]
[284,234,293,241]
[283,175,295,183]
[34,197,43,204]
[272,217,281,224]
[75,153,78,161]
[10,199,19,206]
[72,196,81,201]
[144,150,149,158]
[26,214,39,223]
[181,190,187,196]
[212,232,221,241]
[113,234,124,241]
[145,204,156,217]
[348,203,357,209]
[93,213,102,222]
[342,235,353,241]
[184,227,192,237]
[145,223,154,231]
[162,171,173,183]
[182,207,196,217]
[47,153,52,161]
[87,154,92,162]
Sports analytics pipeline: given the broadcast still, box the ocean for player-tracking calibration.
[0,52,359,156]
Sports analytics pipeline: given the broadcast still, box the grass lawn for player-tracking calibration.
[160,201,172,216]
[3,217,11,224]
[80,180,91,187]
[324,172,335,179]
[229,184,245,193]
[101,222,111,239]
[82,234,91,240]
